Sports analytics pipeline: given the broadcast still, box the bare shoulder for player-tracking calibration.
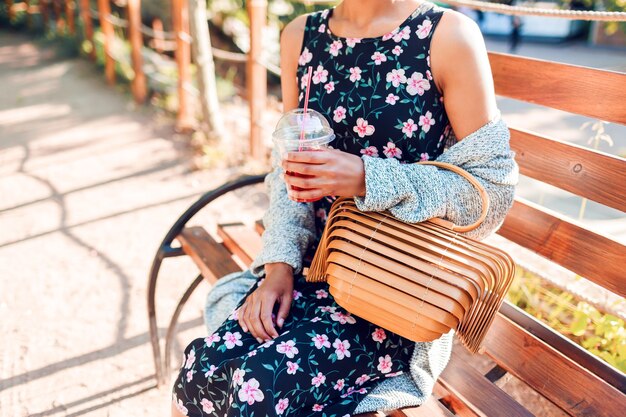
[280,13,309,52]
[430,9,491,90]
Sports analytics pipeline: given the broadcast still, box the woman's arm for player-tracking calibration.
[249,14,315,278]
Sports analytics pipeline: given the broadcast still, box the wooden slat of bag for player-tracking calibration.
[510,128,626,212]
[489,52,626,125]
[217,222,264,266]
[438,352,535,417]
[177,226,241,283]
[497,197,626,298]
[483,313,626,417]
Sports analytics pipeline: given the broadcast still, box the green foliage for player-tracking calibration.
[507,267,626,372]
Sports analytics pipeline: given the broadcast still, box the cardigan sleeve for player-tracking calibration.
[353,114,519,241]
[249,148,317,277]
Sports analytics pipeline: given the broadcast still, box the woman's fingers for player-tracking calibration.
[260,298,279,339]
[276,292,293,329]
[288,188,325,202]
[238,304,249,333]
[247,296,273,343]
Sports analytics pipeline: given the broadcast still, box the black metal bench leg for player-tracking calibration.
[164,273,205,379]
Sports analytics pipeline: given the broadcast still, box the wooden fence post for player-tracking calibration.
[7,0,15,22]
[97,0,115,85]
[41,0,49,31]
[53,0,65,33]
[65,0,75,34]
[247,0,267,160]
[152,18,165,54]
[172,0,194,131]
[79,0,95,60]
[127,0,146,104]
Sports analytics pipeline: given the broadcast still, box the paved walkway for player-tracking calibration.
[1,30,624,416]
[0,31,261,416]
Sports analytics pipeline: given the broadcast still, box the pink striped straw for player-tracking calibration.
[299,65,314,150]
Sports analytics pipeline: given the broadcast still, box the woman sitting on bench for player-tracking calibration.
[171,1,518,415]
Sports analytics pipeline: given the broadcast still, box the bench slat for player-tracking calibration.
[217,222,264,266]
[489,52,626,125]
[438,352,534,417]
[177,227,241,283]
[483,313,626,417]
[390,396,456,417]
[497,197,626,298]
[510,127,626,212]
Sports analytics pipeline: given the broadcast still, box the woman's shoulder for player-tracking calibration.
[432,8,485,56]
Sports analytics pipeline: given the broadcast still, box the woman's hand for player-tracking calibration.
[282,149,366,202]
[238,263,294,343]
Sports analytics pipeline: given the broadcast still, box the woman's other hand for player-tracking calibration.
[238,263,294,343]
[282,149,366,202]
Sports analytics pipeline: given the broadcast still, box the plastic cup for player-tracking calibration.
[272,109,335,203]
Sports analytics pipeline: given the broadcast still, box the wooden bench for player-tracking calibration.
[148,52,626,416]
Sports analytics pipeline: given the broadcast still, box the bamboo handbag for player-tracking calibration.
[306,161,515,353]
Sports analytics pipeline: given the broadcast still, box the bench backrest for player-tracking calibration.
[481,52,626,417]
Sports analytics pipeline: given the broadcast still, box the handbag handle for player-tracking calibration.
[416,161,490,233]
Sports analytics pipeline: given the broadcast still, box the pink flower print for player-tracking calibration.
[334,379,345,390]
[330,311,357,324]
[416,19,433,39]
[393,26,411,42]
[233,368,246,386]
[318,23,326,33]
[184,348,195,369]
[402,118,418,138]
[312,333,331,349]
[292,290,302,300]
[316,208,327,222]
[419,111,436,133]
[392,45,403,56]
[228,308,239,320]
[377,354,393,374]
[383,142,403,159]
[372,328,387,343]
[371,51,387,65]
[349,66,362,82]
[312,404,324,412]
[333,106,346,123]
[385,93,399,105]
[406,72,431,96]
[353,118,375,138]
[275,398,289,415]
[382,32,394,41]
[426,70,433,81]
[385,371,404,377]
[201,399,215,413]
[321,9,329,19]
[312,65,328,84]
[311,316,322,322]
[341,386,357,398]
[329,40,343,57]
[355,374,371,385]
[386,68,407,87]
[420,152,430,161]
[260,339,274,349]
[324,81,335,94]
[427,54,431,67]
[186,369,194,382]
[173,394,188,416]
[298,47,312,66]
[204,364,218,378]
[358,387,367,394]
[318,305,337,313]
[238,378,265,405]
[276,340,299,358]
[247,350,257,357]
[222,331,243,349]
[311,372,326,387]
[315,289,329,299]
[286,360,299,375]
[300,72,310,90]
[333,338,351,360]
[360,146,379,157]
[346,37,361,48]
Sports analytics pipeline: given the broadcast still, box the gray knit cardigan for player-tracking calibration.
[204,113,519,413]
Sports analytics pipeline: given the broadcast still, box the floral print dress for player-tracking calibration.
[172,3,451,416]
